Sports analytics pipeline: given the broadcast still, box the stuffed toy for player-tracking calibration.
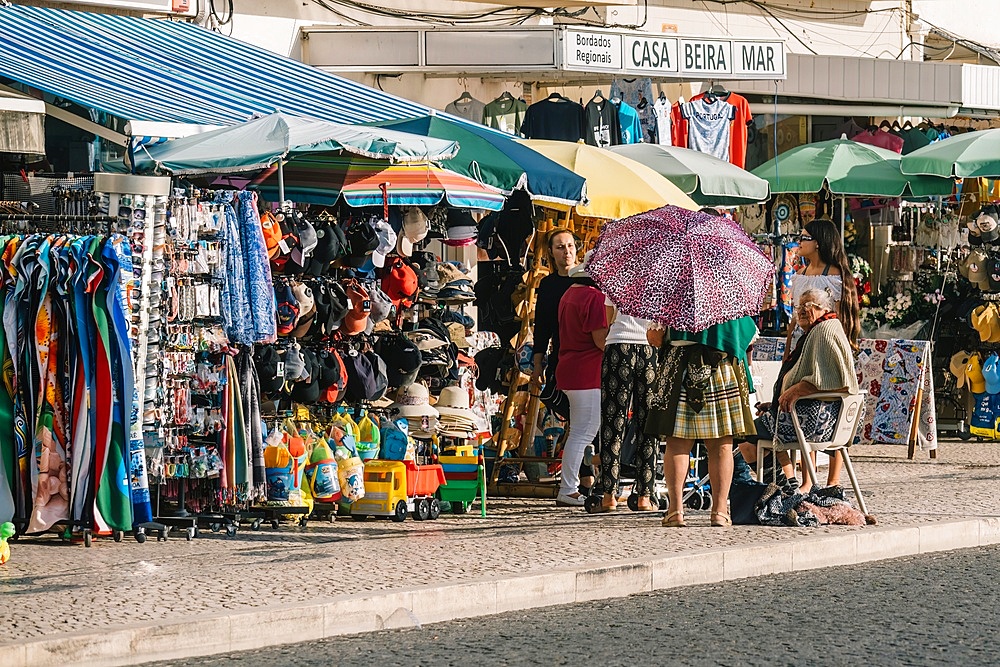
[0,522,14,564]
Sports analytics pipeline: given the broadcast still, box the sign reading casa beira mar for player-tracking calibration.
[563,29,786,80]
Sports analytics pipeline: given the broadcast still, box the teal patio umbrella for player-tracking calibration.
[901,128,1000,178]
[369,114,587,207]
[129,112,460,200]
[610,143,769,206]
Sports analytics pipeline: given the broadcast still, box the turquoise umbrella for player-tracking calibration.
[129,112,460,176]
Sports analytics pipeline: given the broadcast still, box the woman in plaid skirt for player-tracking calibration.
[645,317,758,527]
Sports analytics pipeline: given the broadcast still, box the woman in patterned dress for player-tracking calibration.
[645,316,758,527]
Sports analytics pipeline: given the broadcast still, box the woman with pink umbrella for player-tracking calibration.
[588,205,775,527]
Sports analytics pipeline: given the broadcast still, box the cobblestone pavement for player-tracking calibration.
[2,440,998,645]
[153,544,1000,667]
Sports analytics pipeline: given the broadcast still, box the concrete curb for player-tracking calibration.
[5,518,999,667]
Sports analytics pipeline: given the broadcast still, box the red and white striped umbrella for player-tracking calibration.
[589,205,774,332]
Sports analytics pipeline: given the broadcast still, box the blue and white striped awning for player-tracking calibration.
[0,4,432,127]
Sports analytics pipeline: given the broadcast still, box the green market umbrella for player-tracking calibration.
[901,128,1000,178]
[130,112,459,176]
[752,137,953,198]
[610,143,769,206]
[369,114,587,207]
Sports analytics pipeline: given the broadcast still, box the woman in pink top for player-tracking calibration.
[555,255,608,507]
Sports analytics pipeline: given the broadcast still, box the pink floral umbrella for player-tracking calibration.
[588,205,774,332]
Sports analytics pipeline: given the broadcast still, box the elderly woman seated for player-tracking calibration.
[738,288,859,492]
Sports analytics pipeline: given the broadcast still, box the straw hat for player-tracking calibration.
[389,383,439,418]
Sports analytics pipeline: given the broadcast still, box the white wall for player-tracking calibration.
[912,0,1000,49]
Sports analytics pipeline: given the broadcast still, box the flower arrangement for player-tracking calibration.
[860,270,952,331]
[849,255,873,306]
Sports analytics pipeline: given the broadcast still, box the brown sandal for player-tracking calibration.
[711,512,732,527]
[661,511,686,527]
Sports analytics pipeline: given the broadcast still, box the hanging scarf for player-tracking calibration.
[235,191,277,343]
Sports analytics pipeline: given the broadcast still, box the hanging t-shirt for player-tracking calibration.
[652,96,672,146]
[584,98,621,148]
[483,95,527,135]
[610,77,655,143]
[681,97,737,161]
[670,100,687,148]
[521,97,587,142]
[613,100,643,145]
[689,91,752,168]
[444,96,486,124]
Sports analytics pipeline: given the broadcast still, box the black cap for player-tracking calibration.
[254,346,285,395]
[474,346,509,393]
[377,335,423,388]
[343,220,379,267]
[367,351,389,401]
[305,219,343,276]
[343,350,378,403]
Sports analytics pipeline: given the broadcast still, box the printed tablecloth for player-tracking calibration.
[753,337,937,450]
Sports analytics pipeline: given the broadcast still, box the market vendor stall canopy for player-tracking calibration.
[752,137,954,198]
[128,112,460,174]
[370,115,587,208]
[901,128,1000,178]
[610,144,770,206]
[519,140,697,219]
[253,157,506,211]
[0,5,435,135]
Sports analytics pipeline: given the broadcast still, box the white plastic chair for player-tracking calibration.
[756,391,869,516]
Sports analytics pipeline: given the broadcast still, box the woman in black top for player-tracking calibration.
[530,227,578,417]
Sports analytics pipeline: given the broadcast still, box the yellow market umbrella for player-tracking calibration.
[518,140,697,218]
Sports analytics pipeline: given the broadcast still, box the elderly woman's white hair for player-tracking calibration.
[799,287,836,313]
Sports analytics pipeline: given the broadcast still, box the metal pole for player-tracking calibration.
[840,194,846,239]
[277,159,286,205]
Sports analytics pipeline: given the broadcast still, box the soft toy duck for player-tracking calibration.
[0,522,14,564]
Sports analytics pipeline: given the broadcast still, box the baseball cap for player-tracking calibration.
[967,353,987,393]
[983,353,1000,394]
[342,282,372,336]
[305,219,343,276]
[949,350,972,389]
[977,206,1000,243]
[283,343,308,385]
[319,348,348,403]
[290,219,319,265]
[397,206,429,257]
[377,335,423,388]
[372,220,397,268]
[364,284,394,335]
[965,250,992,290]
[254,346,284,395]
[343,350,378,402]
[344,220,379,267]
[260,210,283,260]
[381,257,419,308]
[289,349,322,403]
[443,208,478,247]
[289,282,316,338]
[367,351,389,401]
[275,281,300,335]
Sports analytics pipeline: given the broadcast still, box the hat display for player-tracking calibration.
[254,346,284,395]
[320,349,349,403]
[290,219,319,265]
[405,328,449,351]
[345,219,379,266]
[283,344,308,385]
[289,282,316,338]
[372,220,397,268]
[305,219,344,276]
[398,207,429,256]
[289,349,322,402]
[275,281,300,335]
[260,210,283,260]
[343,350,378,402]
[964,250,992,291]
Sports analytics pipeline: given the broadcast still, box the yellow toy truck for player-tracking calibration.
[349,460,446,522]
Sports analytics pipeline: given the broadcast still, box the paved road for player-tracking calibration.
[150,544,1000,667]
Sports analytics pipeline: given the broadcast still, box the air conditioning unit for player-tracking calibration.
[55,0,198,16]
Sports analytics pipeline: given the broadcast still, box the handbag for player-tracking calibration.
[729,481,768,525]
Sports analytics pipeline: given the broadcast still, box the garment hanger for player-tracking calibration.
[658,90,667,101]
[453,90,474,104]
[590,89,605,103]
[546,91,569,102]
[891,120,902,131]
[902,120,913,130]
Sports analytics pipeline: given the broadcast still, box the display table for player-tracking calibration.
[753,337,938,454]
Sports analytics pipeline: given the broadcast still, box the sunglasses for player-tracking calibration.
[799,234,814,242]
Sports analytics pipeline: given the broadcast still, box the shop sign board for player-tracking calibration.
[563,28,785,79]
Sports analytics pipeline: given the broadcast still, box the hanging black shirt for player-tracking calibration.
[521,97,587,142]
[584,99,621,147]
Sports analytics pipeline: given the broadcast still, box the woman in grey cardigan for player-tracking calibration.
[739,288,858,492]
